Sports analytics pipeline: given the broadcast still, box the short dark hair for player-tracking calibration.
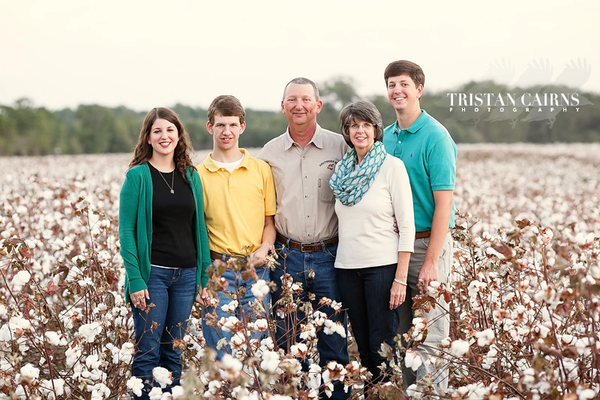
[282,77,320,101]
[207,95,245,125]
[384,60,425,88]
[339,100,384,148]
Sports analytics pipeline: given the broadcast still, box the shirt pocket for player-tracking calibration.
[318,171,335,204]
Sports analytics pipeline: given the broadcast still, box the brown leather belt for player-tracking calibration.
[415,231,431,239]
[276,233,338,252]
[209,250,246,261]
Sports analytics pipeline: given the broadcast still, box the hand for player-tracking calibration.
[392,219,399,234]
[251,245,272,266]
[130,289,149,310]
[417,261,438,293]
[389,281,407,310]
[195,287,210,307]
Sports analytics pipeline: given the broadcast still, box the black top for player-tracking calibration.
[148,163,197,268]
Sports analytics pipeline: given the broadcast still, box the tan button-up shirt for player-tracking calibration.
[258,125,348,242]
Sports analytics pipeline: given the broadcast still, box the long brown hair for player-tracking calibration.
[129,107,195,182]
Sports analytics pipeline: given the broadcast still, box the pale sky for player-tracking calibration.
[1,0,598,112]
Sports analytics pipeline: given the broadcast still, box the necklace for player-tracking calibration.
[158,170,175,194]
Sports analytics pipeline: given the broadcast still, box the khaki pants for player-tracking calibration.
[399,233,453,394]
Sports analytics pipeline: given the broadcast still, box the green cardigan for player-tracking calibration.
[119,163,211,303]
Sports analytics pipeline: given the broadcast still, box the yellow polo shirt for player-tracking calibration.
[197,149,276,255]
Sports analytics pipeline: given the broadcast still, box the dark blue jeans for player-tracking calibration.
[337,264,400,384]
[273,241,350,400]
[131,266,196,400]
[202,264,271,360]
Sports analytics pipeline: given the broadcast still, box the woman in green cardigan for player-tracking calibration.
[119,107,211,399]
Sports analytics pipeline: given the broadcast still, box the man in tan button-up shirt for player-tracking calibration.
[258,77,350,400]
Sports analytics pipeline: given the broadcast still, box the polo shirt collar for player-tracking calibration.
[283,124,325,149]
[393,110,429,135]
[203,149,250,172]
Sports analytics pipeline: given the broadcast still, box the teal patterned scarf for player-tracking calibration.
[329,141,386,206]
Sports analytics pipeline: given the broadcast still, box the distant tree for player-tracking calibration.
[368,95,397,128]
[0,99,63,155]
[172,103,206,120]
[243,109,287,148]
[185,119,211,151]
[70,105,119,153]
[1,80,599,156]
[321,76,359,110]
[110,106,145,153]
[0,106,17,155]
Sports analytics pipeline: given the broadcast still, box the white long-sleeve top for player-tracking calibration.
[334,154,415,269]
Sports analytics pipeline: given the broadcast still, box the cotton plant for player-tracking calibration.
[432,212,600,398]
[1,147,600,399]
[188,254,364,399]
[0,196,131,398]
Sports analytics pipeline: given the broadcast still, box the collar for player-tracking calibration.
[202,148,250,172]
[282,124,325,150]
[392,110,429,135]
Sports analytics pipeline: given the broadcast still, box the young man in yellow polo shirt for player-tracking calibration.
[197,95,276,360]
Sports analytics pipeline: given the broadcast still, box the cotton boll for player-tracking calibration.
[590,264,600,279]
[220,300,239,313]
[307,364,322,390]
[148,387,164,400]
[152,367,172,388]
[9,316,32,332]
[85,354,103,370]
[412,317,426,341]
[19,363,40,382]
[221,354,243,372]
[260,336,275,350]
[450,339,470,357]
[312,311,327,326]
[45,331,67,346]
[260,350,280,373]
[291,343,308,357]
[298,323,317,341]
[323,320,346,338]
[578,388,597,400]
[536,325,550,338]
[11,271,31,292]
[406,384,422,399]
[251,279,270,300]
[230,331,246,348]
[40,378,65,397]
[78,322,102,343]
[404,349,423,371]
[169,386,184,399]
[224,316,244,333]
[253,318,268,332]
[127,377,144,397]
[475,329,495,346]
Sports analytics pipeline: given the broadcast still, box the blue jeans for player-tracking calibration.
[337,264,400,384]
[202,264,271,360]
[273,241,350,400]
[131,266,196,400]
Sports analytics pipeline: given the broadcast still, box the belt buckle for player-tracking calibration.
[300,242,318,252]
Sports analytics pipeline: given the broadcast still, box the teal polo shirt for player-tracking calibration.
[383,110,457,232]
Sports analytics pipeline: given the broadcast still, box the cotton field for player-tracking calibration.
[0,144,599,399]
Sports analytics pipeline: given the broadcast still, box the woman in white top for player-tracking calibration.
[329,100,415,384]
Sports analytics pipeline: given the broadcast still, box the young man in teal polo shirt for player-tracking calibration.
[382,60,457,395]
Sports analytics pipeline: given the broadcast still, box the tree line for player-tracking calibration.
[1,78,599,156]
